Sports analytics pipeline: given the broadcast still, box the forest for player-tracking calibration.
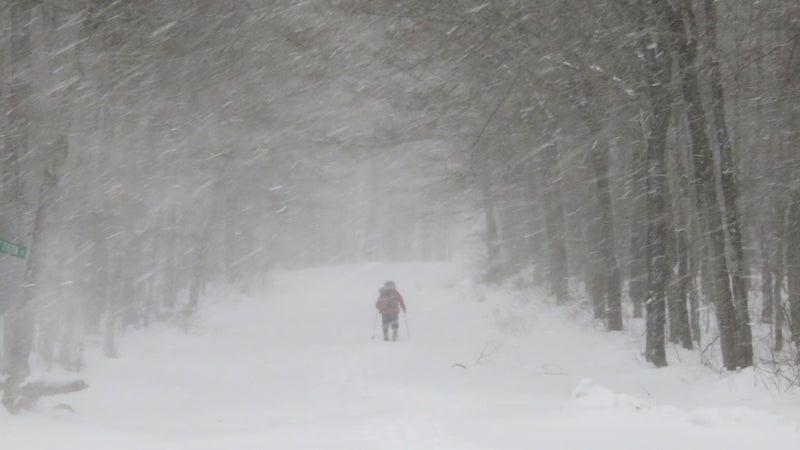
[1,0,799,414]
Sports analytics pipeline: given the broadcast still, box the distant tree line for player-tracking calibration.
[364,0,799,371]
[0,0,466,413]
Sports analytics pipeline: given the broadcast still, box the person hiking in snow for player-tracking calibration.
[376,281,407,341]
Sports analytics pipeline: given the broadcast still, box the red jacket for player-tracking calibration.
[376,291,406,315]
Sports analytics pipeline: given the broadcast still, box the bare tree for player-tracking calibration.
[640,2,672,367]
[537,121,570,304]
[1,0,36,413]
[654,0,744,370]
[703,0,753,368]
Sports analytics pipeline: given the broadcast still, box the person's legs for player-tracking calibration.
[381,314,391,341]
[382,314,398,341]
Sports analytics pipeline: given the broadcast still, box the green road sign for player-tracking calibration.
[0,238,26,259]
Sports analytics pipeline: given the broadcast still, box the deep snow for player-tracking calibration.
[2,261,799,449]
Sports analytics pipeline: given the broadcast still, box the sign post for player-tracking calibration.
[0,238,26,259]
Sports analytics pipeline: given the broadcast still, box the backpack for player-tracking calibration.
[378,287,399,311]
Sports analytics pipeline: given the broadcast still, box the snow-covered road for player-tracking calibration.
[3,262,799,449]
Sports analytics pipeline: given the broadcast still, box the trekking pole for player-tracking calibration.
[403,311,410,339]
[371,312,379,339]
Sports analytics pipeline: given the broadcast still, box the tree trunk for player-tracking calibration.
[703,0,753,368]
[689,249,702,346]
[589,137,623,330]
[187,249,202,311]
[1,0,35,414]
[774,250,785,353]
[667,110,693,350]
[773,199,787,353]
[538,139,569,303]
[585,211,606,319]
[163,208,178,309]
[628,117,648,318]
[672,228,693,349]
[786,188,800,351]
[761,231,773,324]
[22,136,69,365]
[480,159,504,279]
[642,19,672,367]
[525,159,548,284]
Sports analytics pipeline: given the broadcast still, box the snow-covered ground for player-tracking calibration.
[2,261,799,449]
